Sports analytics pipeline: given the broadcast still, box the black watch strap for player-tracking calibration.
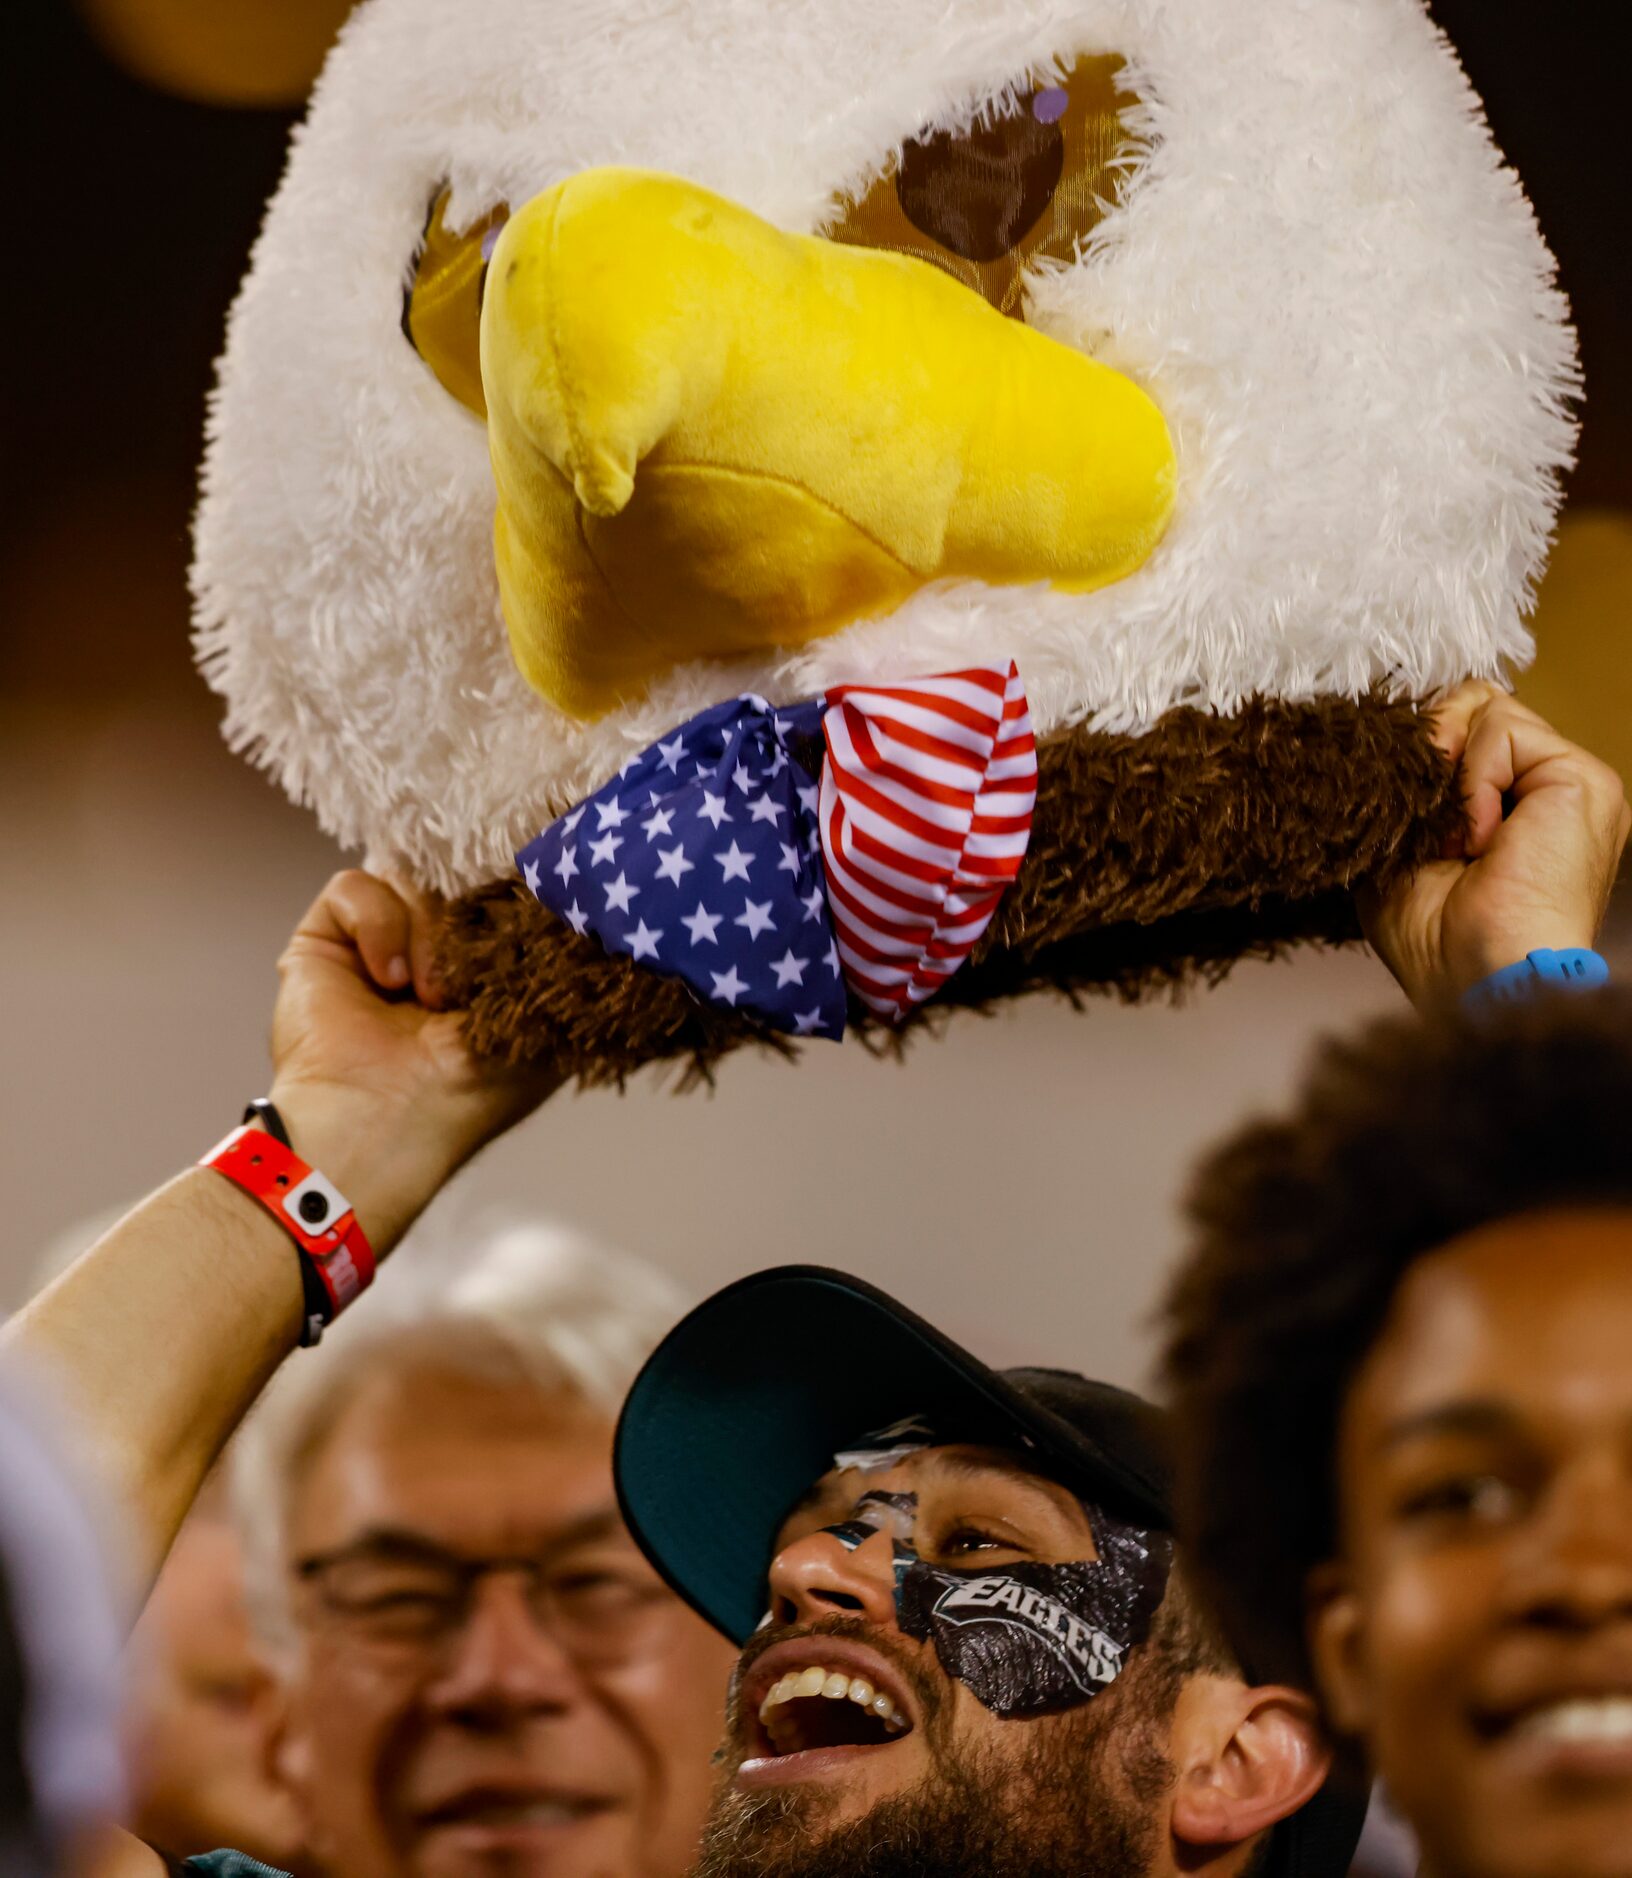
[241,1096,292,1147]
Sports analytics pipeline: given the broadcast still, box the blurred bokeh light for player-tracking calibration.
[75,0,353,105]
[1519,511,1632,780]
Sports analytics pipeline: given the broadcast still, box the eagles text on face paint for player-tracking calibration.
[894,1496,1170,1719]
[931,1573,1126,1687]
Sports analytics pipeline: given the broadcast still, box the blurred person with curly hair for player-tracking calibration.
[1163,991,1632,1878]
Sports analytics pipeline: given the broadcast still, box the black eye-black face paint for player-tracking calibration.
[818,1490,919,1552]
[895,1505,1172,1720]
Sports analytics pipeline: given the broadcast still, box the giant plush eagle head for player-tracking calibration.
[194,0,1575,1079]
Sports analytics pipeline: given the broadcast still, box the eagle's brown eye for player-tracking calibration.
[895,98,1065,262]
[823,53,1141,320]
[401,186,510,418]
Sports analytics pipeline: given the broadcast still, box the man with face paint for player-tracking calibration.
[614,1265,1366,1878]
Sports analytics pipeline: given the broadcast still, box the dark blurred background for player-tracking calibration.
[2,2,1627,1359]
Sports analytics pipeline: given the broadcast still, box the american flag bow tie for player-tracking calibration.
[517,665,1037,1039]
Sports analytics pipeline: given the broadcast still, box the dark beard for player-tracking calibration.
[693,1630,1174,1878]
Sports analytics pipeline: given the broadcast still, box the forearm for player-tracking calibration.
[2,1167,299,1603]
[1,1092,464,1605]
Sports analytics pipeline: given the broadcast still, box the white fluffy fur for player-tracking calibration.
[193,0,1577,895]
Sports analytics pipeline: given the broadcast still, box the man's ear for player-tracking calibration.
[1305,1558,1371,1739]
[1169,1675,1332,1852]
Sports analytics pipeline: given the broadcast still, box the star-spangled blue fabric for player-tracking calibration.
[518,695,848,1040]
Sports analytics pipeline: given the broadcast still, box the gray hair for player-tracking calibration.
[230,1214,689,1656]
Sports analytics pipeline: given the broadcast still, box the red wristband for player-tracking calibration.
[201,1124,376,1334]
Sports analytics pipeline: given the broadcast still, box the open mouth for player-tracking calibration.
[757,1661,912,1754]
[740,1640,919,1770]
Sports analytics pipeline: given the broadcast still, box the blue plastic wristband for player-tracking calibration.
[1463,947,1609,1011]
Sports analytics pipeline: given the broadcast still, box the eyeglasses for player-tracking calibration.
[294,1536,675,1665]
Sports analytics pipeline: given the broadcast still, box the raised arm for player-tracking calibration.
[2,871,559,1603]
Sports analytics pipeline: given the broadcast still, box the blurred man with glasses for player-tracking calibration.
[228,1224,734,1878]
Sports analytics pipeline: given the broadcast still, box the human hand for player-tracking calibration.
[1361,681,1630,1008]
[268,870,560,1251]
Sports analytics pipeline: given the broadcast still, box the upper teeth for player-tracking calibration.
[758,1663,908,1733]
[1515,1697,1632,1744]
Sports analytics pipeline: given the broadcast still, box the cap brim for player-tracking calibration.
[613,1264,1169,1644]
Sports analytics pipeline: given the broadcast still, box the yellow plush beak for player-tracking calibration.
[482,167,1175,720]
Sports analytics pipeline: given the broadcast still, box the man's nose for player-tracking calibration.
[1504,1461,1632,1631]
[422,1575,581,1725]
[767,1527,901,1630]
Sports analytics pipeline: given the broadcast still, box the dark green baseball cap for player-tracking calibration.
[613,1264,1366,1878]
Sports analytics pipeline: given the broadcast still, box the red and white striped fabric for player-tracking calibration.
[818,663,1037,1022]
